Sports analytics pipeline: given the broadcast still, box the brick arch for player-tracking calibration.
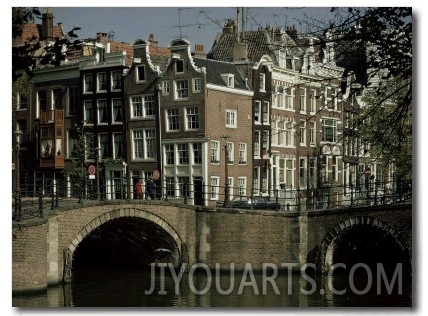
[63,207,184,282]
[318,216,410,273]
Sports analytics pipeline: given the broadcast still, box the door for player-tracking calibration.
[194,177,204,206]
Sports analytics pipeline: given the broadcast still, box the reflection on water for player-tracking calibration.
[13,267,412,307]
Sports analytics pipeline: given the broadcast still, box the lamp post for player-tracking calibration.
[13,129,22,221]
[95,147,100,200]
[221,135,231,207]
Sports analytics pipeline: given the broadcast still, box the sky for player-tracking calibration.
[48,7,336,51]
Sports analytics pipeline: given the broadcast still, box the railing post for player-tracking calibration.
[183,182,188,205]
[39,191,44,218]
[350,183,354,207]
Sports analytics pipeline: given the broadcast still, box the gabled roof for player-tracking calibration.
[193,57,250,92]
[15,23,65,46]
[149,46,171,72]
[207,30,274,62]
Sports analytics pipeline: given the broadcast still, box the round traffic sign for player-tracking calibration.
[88,164,96,175]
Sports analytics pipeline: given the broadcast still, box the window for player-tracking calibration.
[68,87,78,115]
[37,90,47,115]
[322,119,337,142]
[112,99,123,123]
[178,177,190,198]
[186,107,199,130]
[262,102,269,124]
[97,72,107,91]
[254,101,261,123]
[143,95,155,116]
[225,110,237,128]
[52,88,62,109]
[162,81,170,95]
[175,60,184,73]
[17,93,27,110]
[299,158,307,187]
[210,177,219,200]
[97,100,108,124]
[84,100,94,124]
[259,73,266,92]
[113,133,124,159]
[309,158,317,188]
[136,65,146,82]
[285,88,293,109]
[300,121,306,145]
[175,79,189,99]
[262,131,269,155]
[166,108,180,131]
[253,168,260,195]
[299,87,306,112]
[99,133,109,159]
[221,74,234,88]
[111,70,122,90]
[83,74,93,93]
[192,78,201,93]
[228,177,234,199]
[310,121,316,145]
[193,143,202,164]
[210,141,220,163]
[165,144,175,165]
[131,96,143,117]
[254,131,260,157]
[166,177,175,197]
[286,159,294,187]
[177,143,189,165]
[285,122,294,147]
[238,177,247,197]
[238,143,247,164]
[226,142,234,164]
[310,90,317,113]
[132,129,156,159]
[332,156,339,182]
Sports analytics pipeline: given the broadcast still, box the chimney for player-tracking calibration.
[97,32,109,43]
[41,8,54,40]
[223,19,236,35]
[233,42,248,61]
[148,33,158,48]
[193,44,206,58]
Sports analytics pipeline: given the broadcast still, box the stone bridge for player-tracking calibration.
[12,200,412,292]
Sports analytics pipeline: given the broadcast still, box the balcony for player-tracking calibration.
[39,109,64,169]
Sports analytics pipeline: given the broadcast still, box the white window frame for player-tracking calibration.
[322,118,337,142]
[310,89,317,113]
[112,132,124,159]
[262,101,269,124]
[83,100,94,125]
[210,141,220,164]
[97,72,107,92]
[299,87,306,113]
[97,99,108,125]
[112,99,123,124]
[225,109,237,128]
[299,157,307,188]
[177,143,189,165]
[226,142,234,164]
[228,177,234,200]
[111,70,122,91]
[98,133,109,159]
[299,121,306,146]
[238,177,247,197]
[310,121,316,145]
[132,129,156,160]
[166,108,180,132]
[254,131,260,158]
[210,176,220,200]
[259,73,266,92]
[185,107,200,131]
[136,65,146,83]
[193,143,202,164]
[175,79,189,100]
[164,144,175,165]
[192,78,201,93]
[83,74,93,94]
[254,101,261,124]
[238,143,247,164]
[162,81,170,95]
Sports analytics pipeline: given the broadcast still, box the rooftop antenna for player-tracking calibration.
[175,7,192,39]
[196,9,209,44]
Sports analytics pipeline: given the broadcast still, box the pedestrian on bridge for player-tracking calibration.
[135,179,144,200]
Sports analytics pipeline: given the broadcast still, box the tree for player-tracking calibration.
[312,7,412,179]
[12,7,82,82]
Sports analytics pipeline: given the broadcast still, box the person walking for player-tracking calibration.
[146,177,156,200]
[135,179,144,199]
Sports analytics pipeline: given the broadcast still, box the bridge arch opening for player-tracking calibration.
[64,208,184,281]
[321,217,410,275]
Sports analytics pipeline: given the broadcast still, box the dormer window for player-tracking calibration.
[221,74,234,88]
[176,60,184,73]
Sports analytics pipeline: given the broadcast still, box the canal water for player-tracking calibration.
[13,267,412,307]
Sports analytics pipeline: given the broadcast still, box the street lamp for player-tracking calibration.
[13,129,22,221]
[221,135,231,207]
[95,147,100,200]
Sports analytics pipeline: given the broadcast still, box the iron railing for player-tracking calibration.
[12,177,411,222]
